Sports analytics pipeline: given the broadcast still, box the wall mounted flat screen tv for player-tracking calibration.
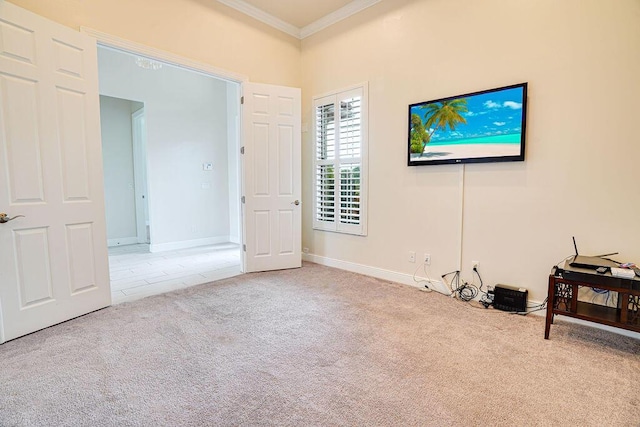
[408,83,527,166]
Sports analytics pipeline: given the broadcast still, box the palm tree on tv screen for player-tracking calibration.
[410,113,430,155]
[422,98,468,139]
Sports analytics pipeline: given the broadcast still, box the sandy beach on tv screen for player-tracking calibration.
[416,143,521,161]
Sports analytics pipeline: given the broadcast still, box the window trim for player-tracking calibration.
[312,82,368,236]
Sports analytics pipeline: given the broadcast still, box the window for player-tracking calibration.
[313,84,368,236]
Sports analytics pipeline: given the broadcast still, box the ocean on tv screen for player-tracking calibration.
[409,85,525,162]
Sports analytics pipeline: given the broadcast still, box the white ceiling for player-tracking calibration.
[242,0,354,28]
[217,0,382,39]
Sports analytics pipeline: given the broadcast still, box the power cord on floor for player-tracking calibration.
[510,297,548,316]
[412,260,445,294]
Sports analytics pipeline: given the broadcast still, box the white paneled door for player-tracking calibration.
[243,83,301,272]
[0,2,110,343]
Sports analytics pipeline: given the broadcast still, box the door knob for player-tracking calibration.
[292,200,300,206]
[0,213,25,223]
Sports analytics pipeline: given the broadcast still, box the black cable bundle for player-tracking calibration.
[442,270,478,302]
[474,267,494,307]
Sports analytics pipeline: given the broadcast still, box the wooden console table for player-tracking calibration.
[545,263,640,339]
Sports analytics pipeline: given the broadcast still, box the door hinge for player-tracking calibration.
[240,146,245,154]
[241,196,245,204]
[243,244,246,252]
[241,96,244,105]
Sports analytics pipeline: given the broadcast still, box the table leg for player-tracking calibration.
[545,275,555,339]
[620,292,628,325]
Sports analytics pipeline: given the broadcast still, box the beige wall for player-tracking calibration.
[301,0,640,301]
[8,0,301,87]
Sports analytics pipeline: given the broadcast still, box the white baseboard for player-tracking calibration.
[303,253,640,340]
[302,253,451,295]
[150,236,230,253]
[229,235,241,245]
[107,237,139,247]
[547,311,640,339]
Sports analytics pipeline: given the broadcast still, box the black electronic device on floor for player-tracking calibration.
[493,284,528,312]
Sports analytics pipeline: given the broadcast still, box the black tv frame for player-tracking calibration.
[407,82,528,166]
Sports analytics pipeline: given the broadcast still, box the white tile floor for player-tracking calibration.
[108,243,242,304]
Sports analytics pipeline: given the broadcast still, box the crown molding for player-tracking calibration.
[300,0,382,39]
[217,0,301,39]
[216,0,382,40]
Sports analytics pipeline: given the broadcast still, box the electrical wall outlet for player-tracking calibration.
[424,253,431,265]
[408,251,416,263]
[303,247,309,254]
[472,260,480,269]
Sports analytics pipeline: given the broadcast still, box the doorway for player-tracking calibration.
[99,95,147,247]
[97,46,243,303]
[131,107,150,244]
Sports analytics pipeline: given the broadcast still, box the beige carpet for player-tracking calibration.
[1,262,638,426]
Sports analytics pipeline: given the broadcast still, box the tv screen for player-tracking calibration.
[408,83,527,166]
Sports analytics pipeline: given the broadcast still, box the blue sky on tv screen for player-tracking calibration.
[411,87,524,142]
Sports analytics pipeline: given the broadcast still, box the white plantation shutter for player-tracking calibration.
[316,103,335,160]
[313,84,368,235]
[316,164,335,222]
[315,101,335,223]
[339,97,361,158]
[339,164,360,225]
